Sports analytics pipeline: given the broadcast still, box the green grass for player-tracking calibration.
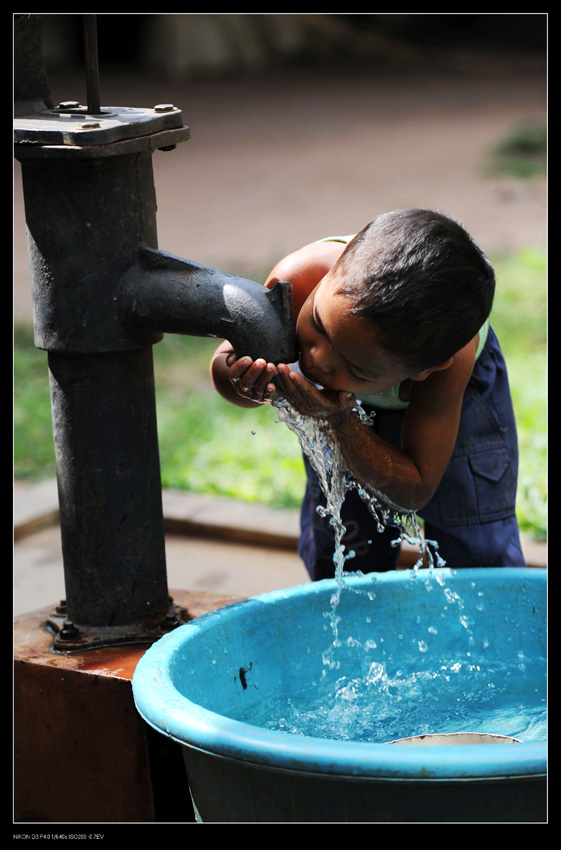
[13,324,57,480]
[13,247,547,540]
[486,120,547,179]
[487,248,547,541]
[152,334,305,509]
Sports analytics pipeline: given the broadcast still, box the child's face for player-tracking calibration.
[296,272,410,395]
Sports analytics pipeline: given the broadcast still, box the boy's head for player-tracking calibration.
[333,209,495,372]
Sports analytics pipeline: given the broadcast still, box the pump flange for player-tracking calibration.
[45,601,188,653]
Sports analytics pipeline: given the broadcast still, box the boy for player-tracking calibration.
[211,209,526,578]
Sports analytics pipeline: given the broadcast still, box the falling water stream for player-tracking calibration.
[274,397,446,588]
[235,400,547,745]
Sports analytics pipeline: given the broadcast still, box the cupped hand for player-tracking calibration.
[226,354,278,404]
[273,363,356,427]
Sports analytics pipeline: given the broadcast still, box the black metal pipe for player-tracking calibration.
[17,147,171,634]
[83,15,101,115]
[20,150,161,355]
[13,13,53,117]
[49,347,168,628]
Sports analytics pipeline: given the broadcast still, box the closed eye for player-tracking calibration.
[309,310,322,334]
[345,364,369,382]
[310,309,370,383]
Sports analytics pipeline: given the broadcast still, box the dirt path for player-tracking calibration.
[14,60,546,321]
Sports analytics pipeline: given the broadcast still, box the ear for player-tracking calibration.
[410,357,454,382]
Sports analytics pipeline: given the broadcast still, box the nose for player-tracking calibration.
[311,341,335,373]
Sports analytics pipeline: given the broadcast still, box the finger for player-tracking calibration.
[238,359,269,393]
[275,362,301,386]
[229,358,266,391]
[245,363,272,400]
[274,372,314,411]
[252,361,276,386]
[266,380,278,396]
[229,356,253,381]
[285,368,319,398]
[272,367,298,399]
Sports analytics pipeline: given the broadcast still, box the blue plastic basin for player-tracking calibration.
[132,568,547,822]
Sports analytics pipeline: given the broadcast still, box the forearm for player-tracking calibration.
[272,365,428,510]
[332,413,429,512]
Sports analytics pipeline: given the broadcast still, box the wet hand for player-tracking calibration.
[227,354,277,404]
[273,364,356,427]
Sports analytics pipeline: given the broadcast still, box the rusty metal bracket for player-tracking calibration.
[14,103,189,150]
[45,600,188,653]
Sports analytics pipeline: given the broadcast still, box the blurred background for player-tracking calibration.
[14,14,547,547]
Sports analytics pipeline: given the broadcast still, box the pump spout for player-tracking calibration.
[119,245,298,365]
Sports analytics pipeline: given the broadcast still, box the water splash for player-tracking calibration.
[274,396,445,595]
[237,653,547,744]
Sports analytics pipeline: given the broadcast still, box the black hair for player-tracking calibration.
[334,209,495,372]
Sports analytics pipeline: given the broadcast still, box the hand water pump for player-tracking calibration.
[14,14,297,650]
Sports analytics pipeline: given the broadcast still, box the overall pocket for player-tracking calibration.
[425,392,517,528]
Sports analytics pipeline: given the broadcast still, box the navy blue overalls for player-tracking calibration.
[298,327,526,579]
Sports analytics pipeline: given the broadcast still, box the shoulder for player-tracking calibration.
[265,240,347,316]
[407,336,478,413]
